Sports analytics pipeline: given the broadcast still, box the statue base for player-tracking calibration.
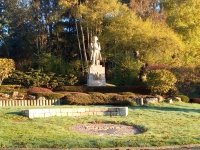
[87,64,106,86]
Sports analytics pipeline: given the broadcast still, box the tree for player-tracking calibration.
[0,58,15,85]
[129,0,166,22]
[101,9,185,67]
[163,0,200,67]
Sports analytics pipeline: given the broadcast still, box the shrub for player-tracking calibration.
[28,87,52,94]
[0,59,15,85]
[89,92,109,104]
[4,69,78,88]
[61,92,137,106]
[190,98,200,104]
[55,86,87,92]
[4,70,51,88]
[62,93,92,105]
[167,86,178,96]
[3,70,31,87]
[146,69,177,95]
[176,95,190,103]
[55,86,150,94]
[108,56,142,86]
[31,92,64,99]
[110,94,135,106]
[0,85,21,91]
[119,92,136,96]
[171,67,200,97]
[0,85,23,94]
[27,87,65,99]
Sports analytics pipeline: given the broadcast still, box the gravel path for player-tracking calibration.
[72,123,141,136]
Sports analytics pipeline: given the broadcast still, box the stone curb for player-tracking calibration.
[23,107,128,118]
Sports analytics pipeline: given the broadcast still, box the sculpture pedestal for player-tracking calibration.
[87,64,106,86]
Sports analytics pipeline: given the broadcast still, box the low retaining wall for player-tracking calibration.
[0,99,61,107]
[23,107,128,118]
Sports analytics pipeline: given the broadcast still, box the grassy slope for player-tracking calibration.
[0,102,199,148]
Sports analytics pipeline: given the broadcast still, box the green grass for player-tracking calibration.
[0,102,200,148]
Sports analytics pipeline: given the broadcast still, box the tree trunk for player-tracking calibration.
[86,25,90,50]
[75,20,84,72]
[80,23,88,64]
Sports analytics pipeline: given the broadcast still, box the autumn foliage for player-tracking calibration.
[0,59,15,85]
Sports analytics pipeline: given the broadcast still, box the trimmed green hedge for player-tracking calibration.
[54,86,149,94]
[31,92,64,99]
[28,89,138,106]
[61,92,137,106]
[0,85,26,94]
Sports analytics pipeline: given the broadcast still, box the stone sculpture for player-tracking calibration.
[87,36,106,86]
[90,36,102,65]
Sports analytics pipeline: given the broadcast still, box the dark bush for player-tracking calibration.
[190,98,200,104]
[167,87,178,97]
[176,95,190,103]
[55,86,149,94]
[4,69,78,88]
[56,86,87,92]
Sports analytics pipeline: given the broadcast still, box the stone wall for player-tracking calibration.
[0,99,61,107]
[23,107,128,118]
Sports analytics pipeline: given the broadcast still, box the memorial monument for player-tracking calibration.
[87,36,106,86]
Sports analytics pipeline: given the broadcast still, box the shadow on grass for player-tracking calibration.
[6,111,24,116]
[132,105,200,113]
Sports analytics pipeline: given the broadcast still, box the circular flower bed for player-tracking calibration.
[72,123,143,136]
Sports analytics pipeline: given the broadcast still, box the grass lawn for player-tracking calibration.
[0,102,199,148]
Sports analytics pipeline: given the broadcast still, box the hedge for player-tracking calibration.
[190,98,200,104]
[28,87,63,99]
[30,92,64,99]
[61,92,137,106]
[54,86,150,94]
[0,85,25,94]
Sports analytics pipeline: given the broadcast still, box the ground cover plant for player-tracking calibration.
[0,102,199,148]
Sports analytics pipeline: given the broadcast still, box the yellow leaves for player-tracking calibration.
[0,59,15,84]
[102,8,185,67]
[165,0,200,67]
[78,0,128,28]
[147,69,177,95]
[58,0,77,8]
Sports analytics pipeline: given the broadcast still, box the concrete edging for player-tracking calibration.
[23,107,128,118]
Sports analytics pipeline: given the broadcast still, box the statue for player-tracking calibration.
[90,36,102,65]
[87,36,106,86]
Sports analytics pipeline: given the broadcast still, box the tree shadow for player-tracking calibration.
[132,105,200,113]
[6,111,24,116]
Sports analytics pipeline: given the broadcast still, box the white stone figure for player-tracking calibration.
[87,36,106,86]
[90,36,102,65]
